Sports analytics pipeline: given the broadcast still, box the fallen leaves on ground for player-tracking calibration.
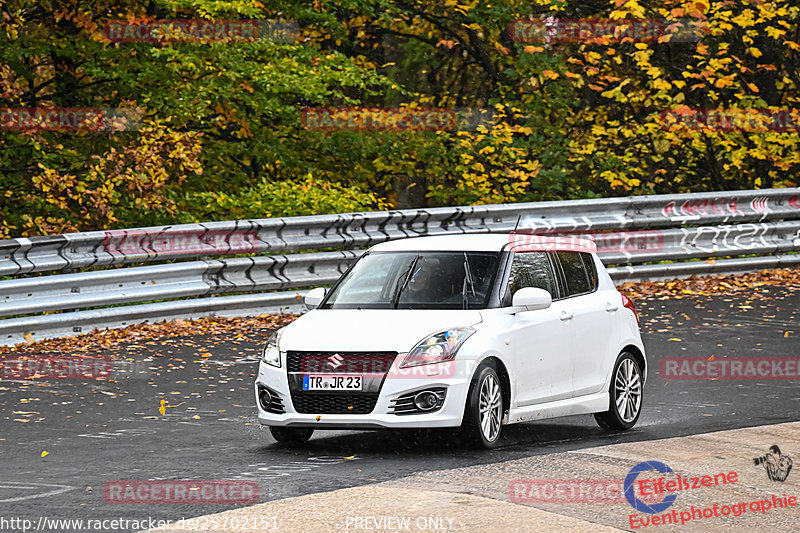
[1,313,299,354]
[618,267,800,301]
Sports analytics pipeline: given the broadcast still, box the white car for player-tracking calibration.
[255,233,646,448]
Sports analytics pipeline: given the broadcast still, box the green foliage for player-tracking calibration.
[182,173,388,221]
[554,0,800,194]
[1,0,798,239]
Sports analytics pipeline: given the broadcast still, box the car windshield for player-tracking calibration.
[320,251,500,310]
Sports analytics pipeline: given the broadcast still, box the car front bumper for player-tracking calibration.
[255,358,472,429]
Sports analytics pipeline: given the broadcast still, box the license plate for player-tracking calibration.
[302,375,362,391]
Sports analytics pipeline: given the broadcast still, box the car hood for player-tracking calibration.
[279,309,484,353]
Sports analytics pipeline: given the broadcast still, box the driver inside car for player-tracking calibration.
[399,257,445,303]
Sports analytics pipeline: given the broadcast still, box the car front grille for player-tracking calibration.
[286,351,397,374]
[286,351,397,415]
[290,392,380,414]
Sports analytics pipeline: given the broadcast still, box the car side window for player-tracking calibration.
[581,252,598,291]
[556,251,591,296]
[506,252,557,303]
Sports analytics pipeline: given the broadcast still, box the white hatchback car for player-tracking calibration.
[255,233,646,448]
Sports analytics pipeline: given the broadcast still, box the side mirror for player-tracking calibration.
[304,287,327,310]
[512,287,552,311]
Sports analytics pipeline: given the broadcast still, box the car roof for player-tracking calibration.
[368,233,598,254]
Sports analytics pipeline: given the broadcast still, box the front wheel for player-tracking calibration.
[461,364,504,449]
[269,427,314,445]
[594,352,643,431]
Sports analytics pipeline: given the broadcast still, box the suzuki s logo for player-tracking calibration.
[327,354,344,370]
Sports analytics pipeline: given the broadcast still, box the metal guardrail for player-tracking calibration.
[0,292,307,344]
[1,188,799,345]
[3,188,798,275]
[0,251,361,316]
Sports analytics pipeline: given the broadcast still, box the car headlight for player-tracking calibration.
[400,327,475,368]
[261,329,283,368]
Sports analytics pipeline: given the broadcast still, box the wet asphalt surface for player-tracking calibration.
[1,285,799,531]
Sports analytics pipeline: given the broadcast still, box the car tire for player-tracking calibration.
[594,352,643,431]
[269,427,314,445]
[461,363,504,449]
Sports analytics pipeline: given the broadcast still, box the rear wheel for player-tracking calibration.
[269,427,314,445]
[461,364,504,448]
[594,352,642,431]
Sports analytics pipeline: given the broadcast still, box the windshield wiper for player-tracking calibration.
[462,252,475,310]
[392,254,421,309]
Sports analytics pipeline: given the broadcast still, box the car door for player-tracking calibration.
[553,252,620,397]
[502,252,576,407]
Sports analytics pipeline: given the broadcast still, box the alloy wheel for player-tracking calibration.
[479,374,503,442]
[614,358,642,422]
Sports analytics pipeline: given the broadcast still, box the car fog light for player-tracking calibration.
[258,387,272,410]
[414,391,439,411]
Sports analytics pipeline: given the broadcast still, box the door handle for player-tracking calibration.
[560,311,574,321]
[606,302,619,312]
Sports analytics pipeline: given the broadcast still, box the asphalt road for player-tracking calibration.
[1,284,799,531]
